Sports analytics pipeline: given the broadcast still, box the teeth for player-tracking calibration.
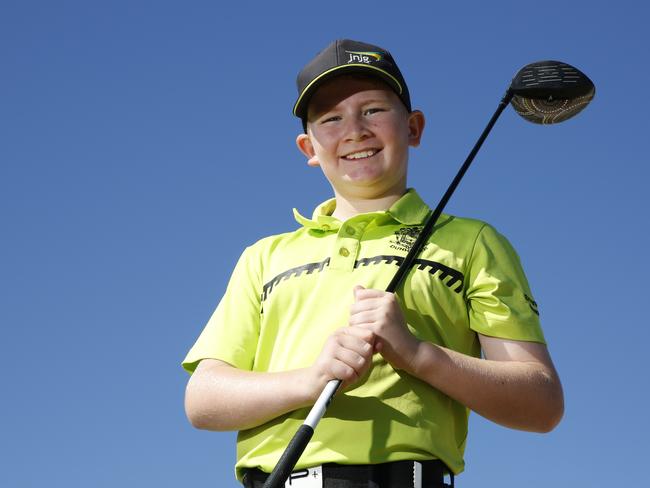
[344,150,377,160]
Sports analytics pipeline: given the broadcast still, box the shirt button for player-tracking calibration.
[345,226,356,236]
[339,247,350,257]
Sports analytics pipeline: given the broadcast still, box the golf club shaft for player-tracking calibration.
[263,89,515,488]
[386,88,514,293]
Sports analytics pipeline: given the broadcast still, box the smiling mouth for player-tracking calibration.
[342,149,381,160]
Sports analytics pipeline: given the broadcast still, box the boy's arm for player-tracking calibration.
[184,359,314,431]
[184,326,376,431]
[411,335,564,433]
[349,287,564,433]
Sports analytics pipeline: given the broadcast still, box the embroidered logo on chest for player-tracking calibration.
[390,227,428,253]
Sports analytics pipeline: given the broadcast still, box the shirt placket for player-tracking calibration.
[328,217,371,272]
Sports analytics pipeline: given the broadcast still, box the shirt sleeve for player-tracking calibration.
[465,224,545,344]
[182,245,263,374]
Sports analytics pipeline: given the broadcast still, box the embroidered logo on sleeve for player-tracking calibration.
[524,294,539,316]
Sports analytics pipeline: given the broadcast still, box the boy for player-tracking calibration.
[183,39,563,488]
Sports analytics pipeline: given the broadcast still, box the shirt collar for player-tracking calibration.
[293,188,431,230]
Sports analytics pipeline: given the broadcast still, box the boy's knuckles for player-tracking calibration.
[340,365,356,382]
[361,329,375,342]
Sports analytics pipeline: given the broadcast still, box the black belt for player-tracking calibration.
[243,460,454,488]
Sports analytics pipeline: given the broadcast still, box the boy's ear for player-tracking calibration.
[296,133,320,167]
[407,110,426,147]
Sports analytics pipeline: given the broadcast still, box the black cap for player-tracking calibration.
[293,39,411,121]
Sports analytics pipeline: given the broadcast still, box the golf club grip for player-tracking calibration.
[262,424,314,488]
[263,379,341,487]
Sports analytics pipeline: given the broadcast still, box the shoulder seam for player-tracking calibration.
[465,222,490,293]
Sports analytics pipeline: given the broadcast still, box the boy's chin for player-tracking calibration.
[332,181,406,199]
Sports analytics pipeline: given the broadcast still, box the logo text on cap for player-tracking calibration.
[345,50,382,65]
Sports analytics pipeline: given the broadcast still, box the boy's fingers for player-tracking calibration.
[340,327,375,351]
[331,360,358,383]
[338,332,370,350]
[327,330,375,383]
[339,327,375,349]
[334,347,369,370]
[350,298,383,315]
[354,287,390,301]
[353,285,365,301]
[348,310,377,327]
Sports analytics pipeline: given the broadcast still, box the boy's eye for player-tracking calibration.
[321,117,340,124]
[364,107,385,116]
[320,115,341,124]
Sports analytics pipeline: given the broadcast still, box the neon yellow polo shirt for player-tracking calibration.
[182,189,544,480]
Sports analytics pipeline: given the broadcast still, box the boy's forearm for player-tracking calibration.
[185,326,376,432]
[185,359,315,431]
[409,342,564,433]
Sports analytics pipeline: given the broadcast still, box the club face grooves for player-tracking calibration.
[509,60,595,124]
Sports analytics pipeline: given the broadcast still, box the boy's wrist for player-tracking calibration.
[301,366,330,405]
[408,340,441,380]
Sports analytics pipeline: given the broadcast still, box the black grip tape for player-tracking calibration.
[263,424,314,488]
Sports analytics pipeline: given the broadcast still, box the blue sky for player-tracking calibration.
[1,1,648,486]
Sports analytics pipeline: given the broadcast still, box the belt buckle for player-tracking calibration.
[414,460,455,488]
[413,461,422,488]
[284,466,323,488]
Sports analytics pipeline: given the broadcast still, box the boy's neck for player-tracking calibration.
[331,189,406,221]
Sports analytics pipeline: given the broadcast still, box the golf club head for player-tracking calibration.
[509,61,595,124]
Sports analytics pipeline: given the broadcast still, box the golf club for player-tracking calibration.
[262,60,595,488]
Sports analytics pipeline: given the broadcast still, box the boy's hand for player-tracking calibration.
[349,286,421,374]
[308,326,376,397]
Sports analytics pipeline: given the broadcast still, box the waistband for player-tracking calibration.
[242,459,454,488]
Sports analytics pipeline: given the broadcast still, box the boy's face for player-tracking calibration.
[296,75,425,201]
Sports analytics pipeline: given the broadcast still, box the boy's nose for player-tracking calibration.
[343,116,372,141]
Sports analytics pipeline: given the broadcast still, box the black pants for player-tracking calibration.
[242,460,453,488]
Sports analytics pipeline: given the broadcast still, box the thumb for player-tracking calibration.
[353,285,365,300]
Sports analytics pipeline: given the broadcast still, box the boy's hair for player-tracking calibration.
[293,39,411,128]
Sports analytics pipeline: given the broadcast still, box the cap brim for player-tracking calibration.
[292,64,404,119]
